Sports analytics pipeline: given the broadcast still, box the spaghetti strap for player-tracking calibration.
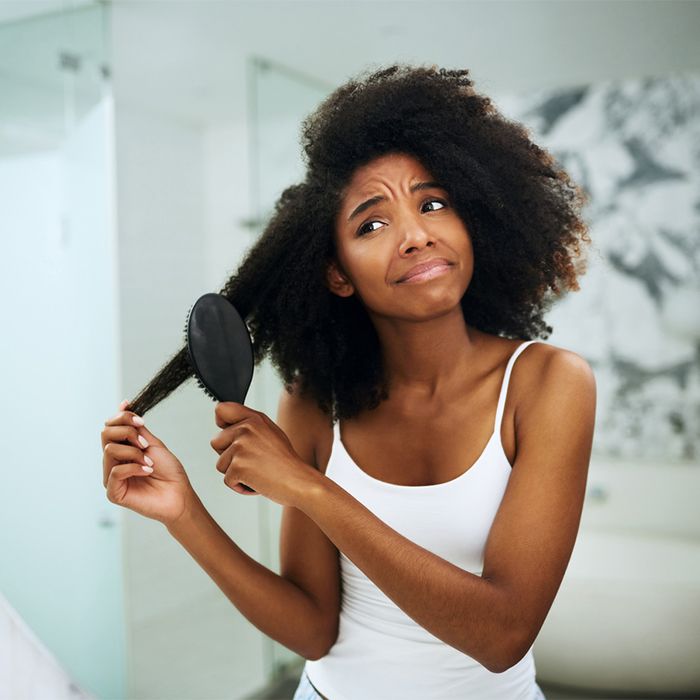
[334,340,540,444]
[493,340,539,435]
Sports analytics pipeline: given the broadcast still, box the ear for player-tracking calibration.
[326,259,355,297]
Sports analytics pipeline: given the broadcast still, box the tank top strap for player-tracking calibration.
[493,340,539,434]
[333,340,540,442]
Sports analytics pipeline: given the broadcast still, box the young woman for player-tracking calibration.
[101,64,596,699]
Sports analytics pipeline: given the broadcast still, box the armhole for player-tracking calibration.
[279,380,333,475]
[311,414,335,476]
[290,385,333,475]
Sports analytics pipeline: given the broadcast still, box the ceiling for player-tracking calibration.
[2,0,700,132]
[111,0,700,129]
[0,0,94,24]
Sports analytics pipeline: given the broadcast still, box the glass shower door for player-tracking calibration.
[246,55,333,683]
[0,5,124,699]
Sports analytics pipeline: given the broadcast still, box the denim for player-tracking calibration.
[533,682,547,700]
[292,671,324,700]
[291,670,548,700]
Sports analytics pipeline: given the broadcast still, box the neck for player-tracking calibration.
[371,306,483,403]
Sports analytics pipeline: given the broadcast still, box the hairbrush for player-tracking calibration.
[184,292,256,492]
[184,293,254,403]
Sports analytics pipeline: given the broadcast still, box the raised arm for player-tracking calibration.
[166,384,340,660]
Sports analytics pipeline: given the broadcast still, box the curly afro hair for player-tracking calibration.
[127,63,591,422]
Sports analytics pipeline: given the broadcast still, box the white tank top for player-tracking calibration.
[304,340,542,700]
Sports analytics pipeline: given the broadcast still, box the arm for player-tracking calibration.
[167,496,329,659]
[293,348,596,672]
[166,384,341,661]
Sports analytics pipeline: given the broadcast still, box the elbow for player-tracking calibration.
[486,628,535,674]
[486,652,523,675]
[303,619,339,661]
[304,648,326,662]
[304,642,333,662]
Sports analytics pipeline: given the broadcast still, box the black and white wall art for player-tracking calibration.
[495,71,700,462]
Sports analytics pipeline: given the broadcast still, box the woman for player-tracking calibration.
[101,64,596,699]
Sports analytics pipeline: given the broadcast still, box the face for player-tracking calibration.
[327,151,474,322]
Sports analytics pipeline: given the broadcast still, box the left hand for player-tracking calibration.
[210,401,319,507]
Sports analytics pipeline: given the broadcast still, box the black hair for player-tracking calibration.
[127,63,591,422]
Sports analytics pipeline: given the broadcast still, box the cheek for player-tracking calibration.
[460,231,474,264]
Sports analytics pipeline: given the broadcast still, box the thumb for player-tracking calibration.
[136,423,165,449]
[215,401,256,429]
[118,401,165,449]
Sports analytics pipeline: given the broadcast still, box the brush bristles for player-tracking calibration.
[185,301,219,403]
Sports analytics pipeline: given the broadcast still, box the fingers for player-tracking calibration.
[210,426,235,455]
[231,483,259,496]
[214,401,257,429]
[102,440,153,488]
[101,424,146,451]
[102,406,162,450]
[106,462,154,504]
[102,402,152,488]
[104,409,145,429]
[103,441,152,473]
[133,423,160,447]
[210,417,255,454]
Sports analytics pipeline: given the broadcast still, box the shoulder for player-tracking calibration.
[525,341,595,388]
[276,379,333,473]
[504,337,595,385]
[511,340,596,433]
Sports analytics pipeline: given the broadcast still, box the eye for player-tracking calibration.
[357,220,384,236]
[356,198,448,236]
[422,198,447,213]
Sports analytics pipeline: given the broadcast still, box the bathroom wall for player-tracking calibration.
[0,123,122,700]
[2,1,699,698]
[113,102,274,699]
[0,5,125,698]
[106,3,700,699]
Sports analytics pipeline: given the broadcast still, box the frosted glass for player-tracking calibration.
[0,5,125,700]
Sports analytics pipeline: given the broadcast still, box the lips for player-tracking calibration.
[396,258,453,283]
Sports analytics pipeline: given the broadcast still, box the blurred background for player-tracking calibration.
[1,1,699,699]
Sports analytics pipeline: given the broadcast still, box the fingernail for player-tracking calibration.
[144,455,154,466]
[138,435,149,448]
[142,465,154,473]
[132,415,145,426]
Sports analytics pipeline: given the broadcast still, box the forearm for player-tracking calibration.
[295,473,519,672]
[166,493,330,660]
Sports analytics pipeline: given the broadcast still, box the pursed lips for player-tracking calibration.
[395,258,453,283]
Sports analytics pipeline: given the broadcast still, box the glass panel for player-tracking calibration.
[246,55,333,682]
[0,4,124,699]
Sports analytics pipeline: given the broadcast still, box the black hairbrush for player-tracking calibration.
[184,293,254,403]
[184,292,256,492]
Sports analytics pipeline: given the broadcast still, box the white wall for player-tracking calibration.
[114,102,278,698]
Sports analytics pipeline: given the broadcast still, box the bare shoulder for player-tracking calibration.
[276,379,334,474]
[522,340,595,385]
[509,339,597,431]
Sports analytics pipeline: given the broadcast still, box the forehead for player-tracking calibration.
[343,152,433,197]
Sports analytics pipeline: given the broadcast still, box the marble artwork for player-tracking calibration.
[494,72,700,462]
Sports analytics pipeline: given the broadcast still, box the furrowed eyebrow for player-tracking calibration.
[346,181,446,222]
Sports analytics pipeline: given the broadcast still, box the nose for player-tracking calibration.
[398,218,437,256]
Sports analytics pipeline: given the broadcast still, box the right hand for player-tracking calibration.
[101,400,196,527]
